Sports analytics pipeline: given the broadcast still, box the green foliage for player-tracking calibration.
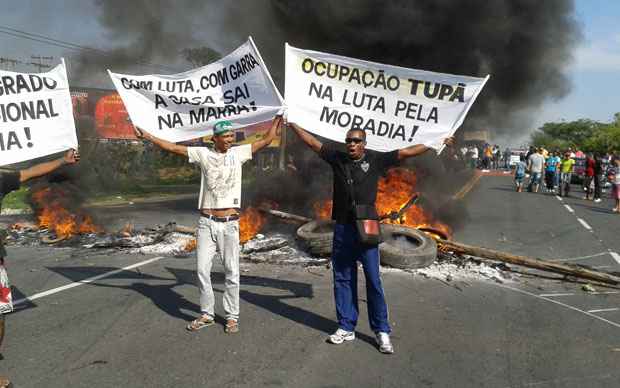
[531,114,620,154]
[583,124,620,154]
[1,186,30,210]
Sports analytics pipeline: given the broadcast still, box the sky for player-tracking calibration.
[1,0,619,138]
[535,0,620,126]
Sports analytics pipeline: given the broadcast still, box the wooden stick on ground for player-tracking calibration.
[258,207,312,224]
[437,239,620,286]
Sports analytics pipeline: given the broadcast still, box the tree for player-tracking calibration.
[531,113,620,155]
[583,122,620,154]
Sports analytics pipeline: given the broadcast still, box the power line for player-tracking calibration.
[0,24,182,73]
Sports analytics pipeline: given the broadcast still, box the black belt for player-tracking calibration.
[201,213,239,222]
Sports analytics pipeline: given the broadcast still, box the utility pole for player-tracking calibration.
[29,55,53,71]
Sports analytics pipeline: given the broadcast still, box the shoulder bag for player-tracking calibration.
[344,163,382,245]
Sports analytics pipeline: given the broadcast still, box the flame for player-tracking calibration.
[313,200,333,220]
[378,168,452,238]
[313,168,452,238]
[239,206,266,243]
[183,238,197,252]
[30,187,101,238]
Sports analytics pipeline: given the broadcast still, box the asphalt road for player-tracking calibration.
[2,175,620,387]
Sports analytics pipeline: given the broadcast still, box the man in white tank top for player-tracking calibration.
[135,116,282,334]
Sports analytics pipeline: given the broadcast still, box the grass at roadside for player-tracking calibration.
[1,187,31,210]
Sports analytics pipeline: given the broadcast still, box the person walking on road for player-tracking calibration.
[469,145,478,169]
[492,145,501,169]
[609,158,620,213]
[559,152,575,197]
[527,148,545,193]
[544,152,560,193]
[503,147,511,169]
[0,149,80,388]
[134,116,282,334]
[593,153,603,203]
[514,155,527,192]
[483,144,493,170]
[289,122,453,354]
[584,153,595,200]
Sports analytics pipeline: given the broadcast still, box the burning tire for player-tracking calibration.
[296,220,334,257]
[379,225,437,269]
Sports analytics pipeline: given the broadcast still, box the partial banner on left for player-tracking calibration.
[108,37,284,143]
[0,59,78,166]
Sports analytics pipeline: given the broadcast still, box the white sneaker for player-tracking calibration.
[594,198,602,203]
[327,328,355,344]
[376,332,394,354]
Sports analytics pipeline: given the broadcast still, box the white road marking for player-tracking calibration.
[556,195,563,201]
[539,293,575,297]
[564,204,574,213]
[539,291,620,297]
[496,284,620,329]
[12,256,165,307]
[588,308,620,313]
[577,218,592,231]
[610,252,620,265]
[549,251,609,262]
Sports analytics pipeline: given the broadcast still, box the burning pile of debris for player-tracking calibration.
[8,169,620,288]
[6,186,327,265]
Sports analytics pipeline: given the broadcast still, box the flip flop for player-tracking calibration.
[186,315,214,331]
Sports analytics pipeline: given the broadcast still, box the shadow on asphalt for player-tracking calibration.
[44,266,378,347]
[9,286,36,312]
[571,203,616,214]
[489,186,517,192]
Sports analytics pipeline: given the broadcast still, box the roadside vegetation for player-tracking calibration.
[531,112,620,153]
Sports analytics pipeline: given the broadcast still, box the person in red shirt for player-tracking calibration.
[584,153,596,200]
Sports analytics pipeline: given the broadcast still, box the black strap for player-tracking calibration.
[343,163,357,208]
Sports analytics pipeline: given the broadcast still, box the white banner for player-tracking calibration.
[109,37,283,143]
[0,59,78,166]
[285,44,489,151]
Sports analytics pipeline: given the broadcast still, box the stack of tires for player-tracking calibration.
[296,220,437,269]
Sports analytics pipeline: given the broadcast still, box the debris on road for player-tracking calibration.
[582,284,597,293]
[437,239,620,286]
[387,249,514,285]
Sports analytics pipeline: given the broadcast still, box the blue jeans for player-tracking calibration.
[331,223,391,334]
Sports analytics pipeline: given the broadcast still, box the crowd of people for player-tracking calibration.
[459,143,511,170]
[456,141,619,213]
[513,146,620,214]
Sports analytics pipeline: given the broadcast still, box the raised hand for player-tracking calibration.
[443,137,456,147]
[63,149,80,164]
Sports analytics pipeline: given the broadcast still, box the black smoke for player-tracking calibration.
[77,0,581,137]
[229,0,581,137]
[70,0,203,84]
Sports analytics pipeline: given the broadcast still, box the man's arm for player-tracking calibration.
[397,137,455,161]
[251,115,283,154]
[19,149,80,183]
[134,127,188,156]
[288,122,323,154]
